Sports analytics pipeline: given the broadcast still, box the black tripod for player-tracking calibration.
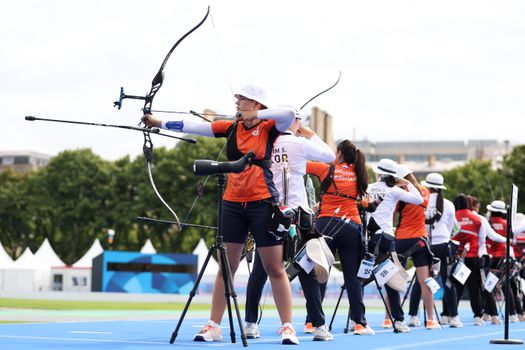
[328,206,399,333]
[170,153,255,346]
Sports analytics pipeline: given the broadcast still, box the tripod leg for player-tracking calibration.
[170,245,218,343]
[433,303,440,324]
[374,277,398,333]
[344,301,352,334]
[401,272,417,309]
[218,243,248,347]
[329,284,345,331]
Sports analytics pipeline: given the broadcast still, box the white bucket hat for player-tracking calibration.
[305,237,335,284]
[421,173,447,190]
[234,84,270,108]
[372,158,398,177]
[487,200,506,213]
[396,164,412,179]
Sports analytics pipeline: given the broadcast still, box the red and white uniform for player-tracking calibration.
[487,216,507,258]
[455,209,482,258]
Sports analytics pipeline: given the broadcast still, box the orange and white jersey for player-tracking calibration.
[307,162,361,223]
[396,186,429,239]
[212,119,280,202]
[367,181,423,236]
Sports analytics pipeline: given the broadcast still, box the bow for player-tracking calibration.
[114,6,211,231]
[300,71,341,111]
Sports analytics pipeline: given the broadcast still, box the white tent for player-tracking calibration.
[34,238,66,268]
[2,247,49,291]
[140,239,157,254]
[49,239,104,292]
[0,241,13,267]
[0,241,14,290]
[192,238,219,276]
[72,239,103,268]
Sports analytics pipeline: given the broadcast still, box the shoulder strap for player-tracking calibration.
[320,164,336,194]
[319,164,358,202]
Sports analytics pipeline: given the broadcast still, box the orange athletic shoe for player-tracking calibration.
[354,323,375,335]
[303,322,314,334]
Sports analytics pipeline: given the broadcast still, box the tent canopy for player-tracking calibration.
[13,247,48,270]
[0,241,13,268]
[192,239,218,275]
[140,239,157,254]
[34,238,66,268]
[73,239,104,268]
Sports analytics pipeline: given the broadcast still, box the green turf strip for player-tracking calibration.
[0,298,210,311]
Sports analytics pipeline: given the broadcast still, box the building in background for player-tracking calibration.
[0,150,51,173]
[302,107,512,179]
[355,139,511,179]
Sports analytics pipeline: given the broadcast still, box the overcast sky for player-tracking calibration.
[2,0,524,160]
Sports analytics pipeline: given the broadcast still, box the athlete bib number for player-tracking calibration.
[451,261,471,285]
[295,246,315,274]
[357,258,375,279]
[373,259,399,286]
[484,271,499,293]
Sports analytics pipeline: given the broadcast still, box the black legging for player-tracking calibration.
[409,242,459,317]
[456,257,483,318]
[245,244,328,327]
[484,257,518,316]
[316,217,368,326]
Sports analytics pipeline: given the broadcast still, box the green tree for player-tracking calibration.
[26,149,114,264]
[442,160,508,213]
[0,168,31,258]
[501,144,525,213]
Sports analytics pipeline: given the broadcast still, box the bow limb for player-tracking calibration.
[299,71,341,111]
[142,6,211,231]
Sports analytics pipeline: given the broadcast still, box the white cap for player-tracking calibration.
[396,164,412,178]
[487,200,506,213]
[234,84,270,108]
[373,159,398,176]
[421,173,447,190]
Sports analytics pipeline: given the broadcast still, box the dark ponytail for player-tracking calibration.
[435,189,444,220]
[336,140,368,196]
[381,175,397,188]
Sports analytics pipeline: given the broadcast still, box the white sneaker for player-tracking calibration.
[491,316,502,325]
[280,322,299,345]
[519,314,525,322]
[482,313,491,321]
[353,324,375,335]
[245,322,260,339]
[509,314,519,323]
[194,321,223,342]
[408,316,420,327]
[312,324,334,341]
[449,316,463,328]
[394,320,411,333]
[440,316,449,325]
[473,317,485,326]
